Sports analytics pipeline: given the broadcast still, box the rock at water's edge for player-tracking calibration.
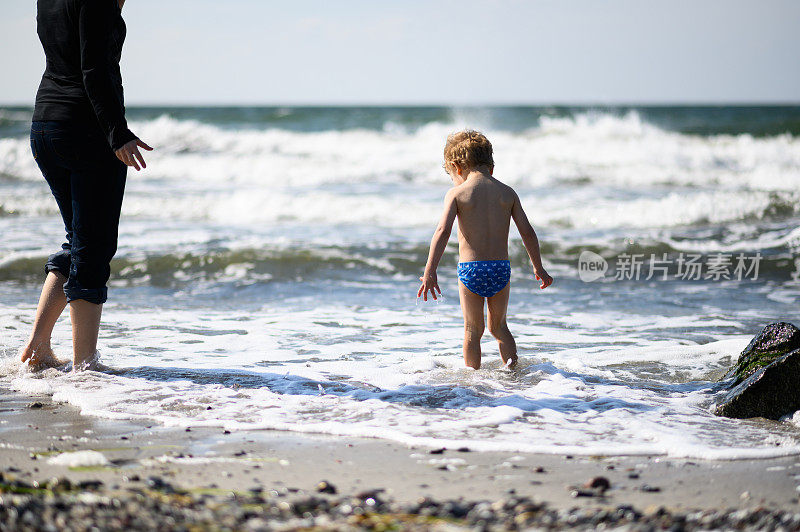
[722,322,800,386]
[715,322,800,420]
[715,347,800,419]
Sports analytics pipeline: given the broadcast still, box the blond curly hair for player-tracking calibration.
[443,129,494,171]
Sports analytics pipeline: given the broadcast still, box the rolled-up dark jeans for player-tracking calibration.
[30,120,127,304]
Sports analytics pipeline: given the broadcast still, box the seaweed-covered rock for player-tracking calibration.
[715,322,800,419]
[723,322,800,385]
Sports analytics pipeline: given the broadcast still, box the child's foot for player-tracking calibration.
[503,355,519,369]
[19,343,67,371]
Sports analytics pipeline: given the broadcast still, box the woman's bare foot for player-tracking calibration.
[19,342,67,371]
[72,351,104,372]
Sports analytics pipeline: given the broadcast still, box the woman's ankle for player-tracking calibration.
[73,351,100,371]
[22,337,52,355]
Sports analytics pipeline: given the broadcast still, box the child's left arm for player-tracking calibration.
[511,192,553,290]
[418,190,457,301]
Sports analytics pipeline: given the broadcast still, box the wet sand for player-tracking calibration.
[2,388,800,529]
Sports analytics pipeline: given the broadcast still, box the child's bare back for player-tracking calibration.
[451,173,516,262]
[418,130,553,370]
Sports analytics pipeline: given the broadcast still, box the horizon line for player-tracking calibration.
[2,100,800,108]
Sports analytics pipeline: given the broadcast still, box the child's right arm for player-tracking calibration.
[418,190,458,301]
[511,193,554,290]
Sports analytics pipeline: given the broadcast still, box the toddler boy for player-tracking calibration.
[418,130,553,369]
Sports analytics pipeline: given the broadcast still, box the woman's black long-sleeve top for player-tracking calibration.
[32,0,137,151]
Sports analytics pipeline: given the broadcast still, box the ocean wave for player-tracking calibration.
[1,111,799,192]
[0,109,34,129]
[2,175,798,233]
[2,236,797,287]
[39,105,800,137]
[129,112,800,192]
[532,190,800,230]
[0,244,427,285]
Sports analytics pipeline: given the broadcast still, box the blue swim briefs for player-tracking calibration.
[457,260,511,298]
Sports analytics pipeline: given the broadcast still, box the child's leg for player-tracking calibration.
[487,283,517,367]
[458,281,485,369]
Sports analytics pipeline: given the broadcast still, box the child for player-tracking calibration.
[418,130,553,369]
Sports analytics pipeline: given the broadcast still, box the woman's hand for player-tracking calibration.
[115,138,153,171]
[418,273,441,301]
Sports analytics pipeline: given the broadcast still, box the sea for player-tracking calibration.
[1,105,799,459]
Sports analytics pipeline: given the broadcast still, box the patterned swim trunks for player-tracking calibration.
[457,260,511,298]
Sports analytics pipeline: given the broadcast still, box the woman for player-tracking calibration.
[20,0,151,370]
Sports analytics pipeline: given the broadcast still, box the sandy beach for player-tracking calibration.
[3,388,800,530]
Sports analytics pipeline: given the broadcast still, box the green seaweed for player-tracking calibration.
[723,322,800,386]
[285,511,468,531]
[67,465,119,472]
[0,482,50,495]
[731,345,795,384]
[349,511,468,529]
[32,443,182,461]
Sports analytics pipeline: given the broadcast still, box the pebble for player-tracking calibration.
[2,472,800,531]
[316,481,337,494]
[77,480,103,491]
[584,476,611,492]
[355,488,384,500]
[145,476,174,492]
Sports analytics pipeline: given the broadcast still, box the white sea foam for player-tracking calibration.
[4,112,800,190]
[2,112,798,234]
[0,185,795,235]
[127,112,800,192]
[2,302,799,460]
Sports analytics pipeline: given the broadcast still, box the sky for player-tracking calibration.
[1,0,798,106]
